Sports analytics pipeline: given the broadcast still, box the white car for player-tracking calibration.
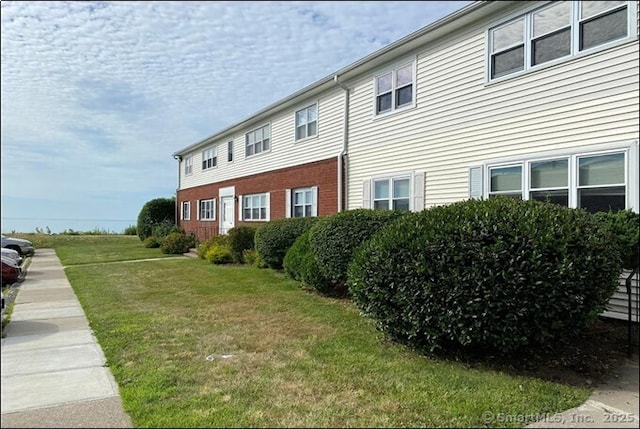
[1,234,35,257]
[1,247,23,266]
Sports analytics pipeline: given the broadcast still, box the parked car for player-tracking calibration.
[1,234,35,257]
[1,256,22,285]
[1,247,23,266]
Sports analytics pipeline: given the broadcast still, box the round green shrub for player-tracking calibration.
[143,236,160,248]
[205,245,233,264]
[243,249,267,268]
[160,232,195,254]
[153,220,183,242]
[197,236,229,259]
[136,197,175,241]
[594,209,639,270]
[254,217,319,269]
[348,197,622,356]
[283,229,330,292]
[309,209,406,296]
[227,226,257,263]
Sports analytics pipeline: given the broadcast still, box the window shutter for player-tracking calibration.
[238,195,243,221]
[413,172,425,212]
[362,180,371,209]
[265,192,271,221]
[311,186,318,217]
[196,200,200,220]
[469,166,484,199]
[213,199,217,221]
[285,189,291,218]
[180,202,184,220]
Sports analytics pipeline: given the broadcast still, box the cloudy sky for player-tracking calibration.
[1,0,469,234]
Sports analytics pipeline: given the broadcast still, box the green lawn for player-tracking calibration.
[32,235,592,427]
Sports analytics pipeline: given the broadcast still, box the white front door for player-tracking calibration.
[221,196,235,234]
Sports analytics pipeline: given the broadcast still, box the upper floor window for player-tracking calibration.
[489,1,632,81]
[181,201,191,221]
[375,61,415,115]
[184,156,193,176]
[202,146,217,170]
[242,193,269,221]
[228,141,233,162]
[246,124,270,157]
[295,104,318,141]
[199,198,216,221]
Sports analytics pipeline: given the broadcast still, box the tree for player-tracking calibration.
[136,197,176,241]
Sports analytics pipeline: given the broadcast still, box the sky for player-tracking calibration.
[1,0,470,234]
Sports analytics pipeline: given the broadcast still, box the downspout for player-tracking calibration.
[333,75,349,212]
[173,155,182,227]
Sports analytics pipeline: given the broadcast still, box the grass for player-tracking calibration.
[21,235,595,428]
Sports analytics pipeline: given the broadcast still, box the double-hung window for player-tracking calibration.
[577,152,625,213]
[489,165,523,199]
[489,1,633,81]
[373,177,411,211]
[199,198,216,221]
[202,147,217,170]
[242,193,269,221]
[184,156,193,176]
[228,141,233,162]
[246,125,270,157]
[375,61,415,115]
[295,104,318,141]
[181,201,190,221]
[529,158,569,206]
[286,187,318,218]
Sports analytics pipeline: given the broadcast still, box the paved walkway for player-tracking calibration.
[1,249,133,428]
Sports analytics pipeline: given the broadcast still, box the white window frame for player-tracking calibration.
[475,142,637,213]
[487,1,636,83]
[363,171,425,213]
[373,58,416,117]
[245,124,271,158]
[242,192,270,221]
[202,146,217,171]
[294,103,318,142]
[227,140,234,163]
[199,198,216,221]
[184,156,193,176]
[286,187,318,218]
[373,176,412,211]
[181,201,191,221]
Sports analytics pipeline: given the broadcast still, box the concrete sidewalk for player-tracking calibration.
[1,249,133,428]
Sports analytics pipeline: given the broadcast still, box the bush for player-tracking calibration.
[348,197,622,356]
[160,232,195,255]
[205,245,233,264]
[124,225,137,235]
[197,236,229,259]
[594,209,639,270]
[227,226,257,263]
[309,209,406,296]
[153,220,183,242]
[137,197,175,241]
[143,236,160,248]
[254,217,319,269]
[283,230,329,291]
[243,249,267,268]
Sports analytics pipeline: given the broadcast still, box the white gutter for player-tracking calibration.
[333,75,349,212]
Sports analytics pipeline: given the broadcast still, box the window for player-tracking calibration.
[184,156,193,176]
[489,1,632,80]
[295,104,318,141]
[286,187,317,218]
[242,193,269,221]
[199,198,216,221]
[473,148,631,214]
[228,141,233,162]
[246,125,270,157]
[577,153,625,213]
[202,147,217,170]
[489,165,522,199]
[375,61,414,115]
[373,177,411,211]
[181,201,190,221]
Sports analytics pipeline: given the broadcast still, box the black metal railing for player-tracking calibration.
[626,267,639,358]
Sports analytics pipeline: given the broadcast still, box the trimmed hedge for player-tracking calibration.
[227,226,257,264]
[254,217,319,269]
[308,209,406,296]
[594,209,639,270]
[283,230,328,291]
[348,197,622,356]
[205,245,233,264]
[160,232,196,254]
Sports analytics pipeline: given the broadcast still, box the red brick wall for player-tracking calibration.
[177,157,338,241]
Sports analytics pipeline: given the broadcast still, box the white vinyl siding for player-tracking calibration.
[488,1,634,81]
[181,201,190,221]
[347,4,638,214]
[179,89,343,191]
[199,198,216,221]
[242,193,270,221]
